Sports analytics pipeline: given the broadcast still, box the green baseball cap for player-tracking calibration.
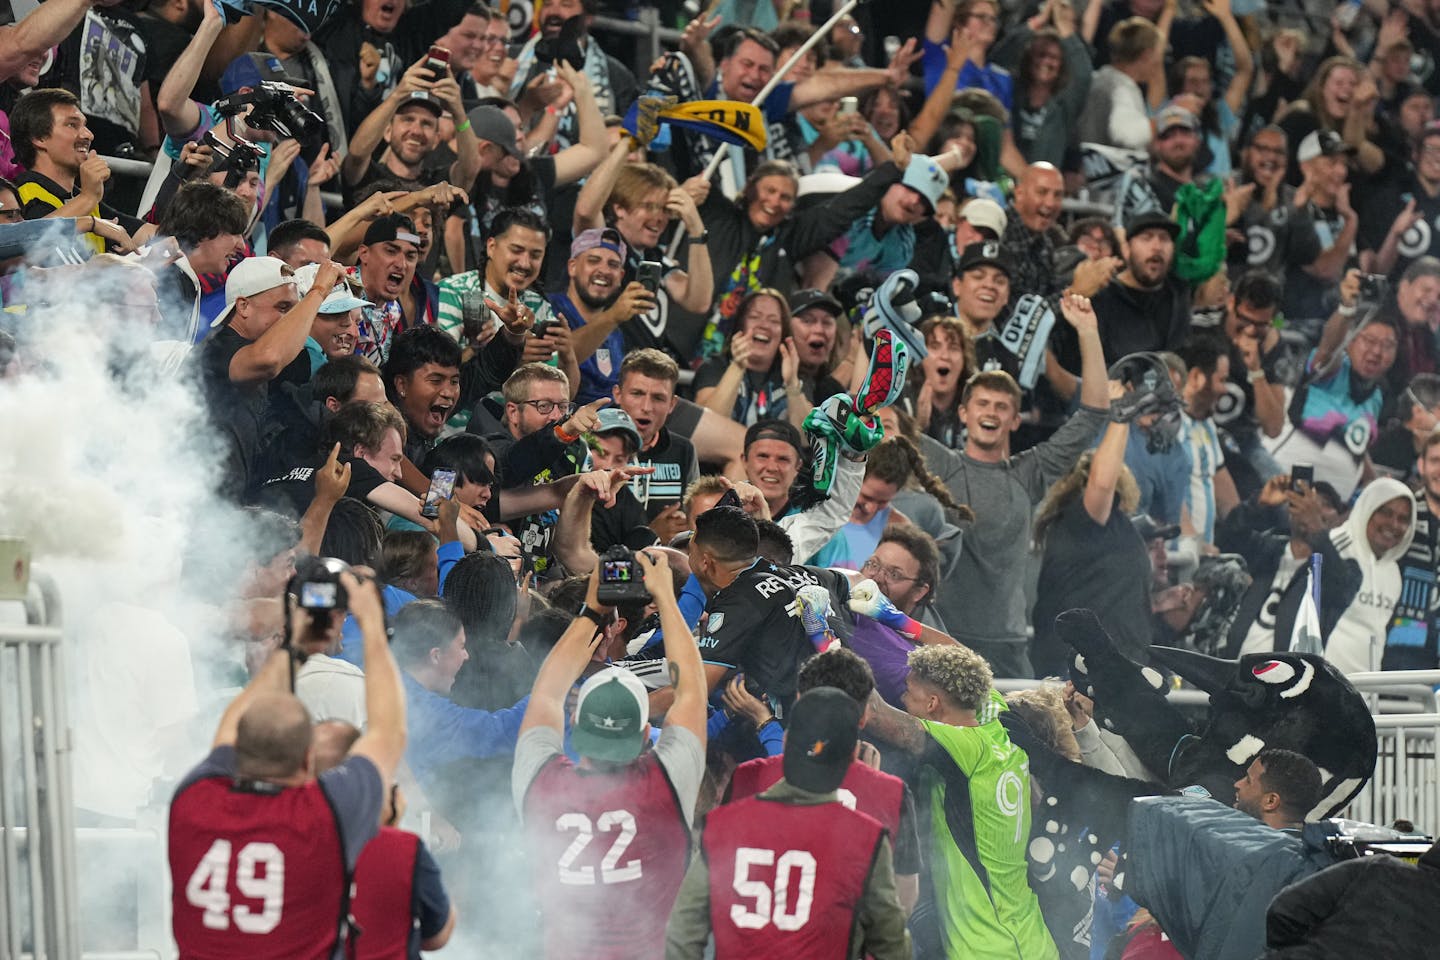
[571,666,650,762]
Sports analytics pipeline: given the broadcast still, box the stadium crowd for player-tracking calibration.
[8,0,1440,955]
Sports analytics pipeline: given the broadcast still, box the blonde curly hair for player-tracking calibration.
[1006,683,1081,762]
[907,645,993,712]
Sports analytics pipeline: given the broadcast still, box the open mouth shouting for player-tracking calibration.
[424,400,453,433]
[380,269,407,298]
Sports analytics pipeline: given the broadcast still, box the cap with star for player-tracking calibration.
[571,666,650,762]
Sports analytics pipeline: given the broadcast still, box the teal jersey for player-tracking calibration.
[919,691,1058,959]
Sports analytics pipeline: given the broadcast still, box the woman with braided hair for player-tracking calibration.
[807,436,973,570]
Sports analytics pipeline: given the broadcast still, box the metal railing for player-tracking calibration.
[0,572,80,960]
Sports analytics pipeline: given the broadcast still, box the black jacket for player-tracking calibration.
[1217,501,1360,657]
[701,161,899,306]
[1053,275,1192,373]
[1265,841,1440,958]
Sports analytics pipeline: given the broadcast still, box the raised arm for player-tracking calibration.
[156,0,224,139]
[644,550,707,741]
[790,40,920,111]
[864,688,930,756]
[910,30,966,149]
[573,139,630,234]
[925,0,956,44]
[341,58,437,188]
[1064,292,1110,409]
[519,563,612,736]
[345,572,408,778]
[0,0,94,80]
[227,261,339,383]
[1084,416,1129,526]
[1314,271,1361,375]
[298,444,351,555]
[666,181,714,314]
[212,644,292,748]
[1205,0,1254,116]
[694,334,752,419]
[552,62,608,186]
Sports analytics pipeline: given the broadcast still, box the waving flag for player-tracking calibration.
[623,96,767,152]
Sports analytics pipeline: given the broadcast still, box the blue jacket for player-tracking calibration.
[401,671,528,789]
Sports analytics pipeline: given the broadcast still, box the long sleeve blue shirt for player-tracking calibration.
[401,671,528,788]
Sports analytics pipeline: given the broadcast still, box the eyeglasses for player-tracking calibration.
[1355,333,1398,354]
[516,399,576,416]
[861,557,920,584]
[969,12,998,23]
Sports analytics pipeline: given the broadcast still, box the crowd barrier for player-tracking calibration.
[9,583,1436,957]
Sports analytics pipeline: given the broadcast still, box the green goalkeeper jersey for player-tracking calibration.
[919,691,1058,960]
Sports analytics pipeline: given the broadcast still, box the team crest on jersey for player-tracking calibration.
[707,612,724,633]
[596,348,613,377]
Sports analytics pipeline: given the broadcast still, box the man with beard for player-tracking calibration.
[1227,126,1322,286]
[441,207,582,402]
[1176,334,1239,545]
[1057,211,1190,375]
[340,58,480,204]
[1112,103,1208,228]
[352,214,421,364]
[1363,120,1440,278]
[1001,162,1120,309]
[1283,131,1360,334]
[548,227,657,404]
[937,294,1110,678]
[508,0,637,149]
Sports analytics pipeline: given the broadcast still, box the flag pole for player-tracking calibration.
[666,0,864,258]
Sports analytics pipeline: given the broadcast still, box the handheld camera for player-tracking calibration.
[596,545,651,605]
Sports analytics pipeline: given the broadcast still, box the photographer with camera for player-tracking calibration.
[168,562,405,958]
[515,546,706,959]
[1267,268,1400,499]
[340,53,479,203]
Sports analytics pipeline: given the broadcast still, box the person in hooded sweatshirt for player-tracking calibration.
[1320,476,1417,675]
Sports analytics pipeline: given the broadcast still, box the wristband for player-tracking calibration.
[1337,302,1358,318]
[1247,368,1266,383]
[545,105,559,116]
[685,230,709,244]
[578,604,608,626]
[455,118,471,133]
[554,424,581,444]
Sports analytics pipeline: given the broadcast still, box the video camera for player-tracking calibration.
[202,128,264,190]
[596,546,650,605]
[217,81,327,162]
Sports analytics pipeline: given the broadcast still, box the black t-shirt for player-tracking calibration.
[197,327,270,500]
[344,151,451,210]
[1371,424,1421,482]
[137,13,220,106]
[41,7,147,153]
[1227,186,1321,283]
[629,427,699,519]
[257,453,390,519]
[1283,201,1351,323]
[1092,2,1224,68]
[696,561,850,711]
[1213,337,1292,445]
[693,357,792,426]
[1031,496,1152,675]
[1360,178,1440,279]
[590,487,657,552]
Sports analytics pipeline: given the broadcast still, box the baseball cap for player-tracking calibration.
[782,687,860,794]
[396,90,445,118]
[1297,129,1357,164]
[899,154,949,215]
[571,226,628,261]
[220,52,303,95]
[1132,513,1180,542]
[571,666,650,762]
[789,288,843,317]
[744,418,805,458]
[593,407,642,451]
[210,256,297,329]
[362,213,421,248]
[1155,103,1200,137]
[1124,210,1180,240]
[959,197,1008,237]
[956,239,1015,279]
[467,105,522,158]
[293,262,373,315]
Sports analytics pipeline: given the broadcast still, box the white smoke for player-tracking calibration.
[0,245,258,957]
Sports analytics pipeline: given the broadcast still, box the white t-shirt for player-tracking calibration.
[71,603,199,819]
[296,653,368,728]
[1241,548,1305,655]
